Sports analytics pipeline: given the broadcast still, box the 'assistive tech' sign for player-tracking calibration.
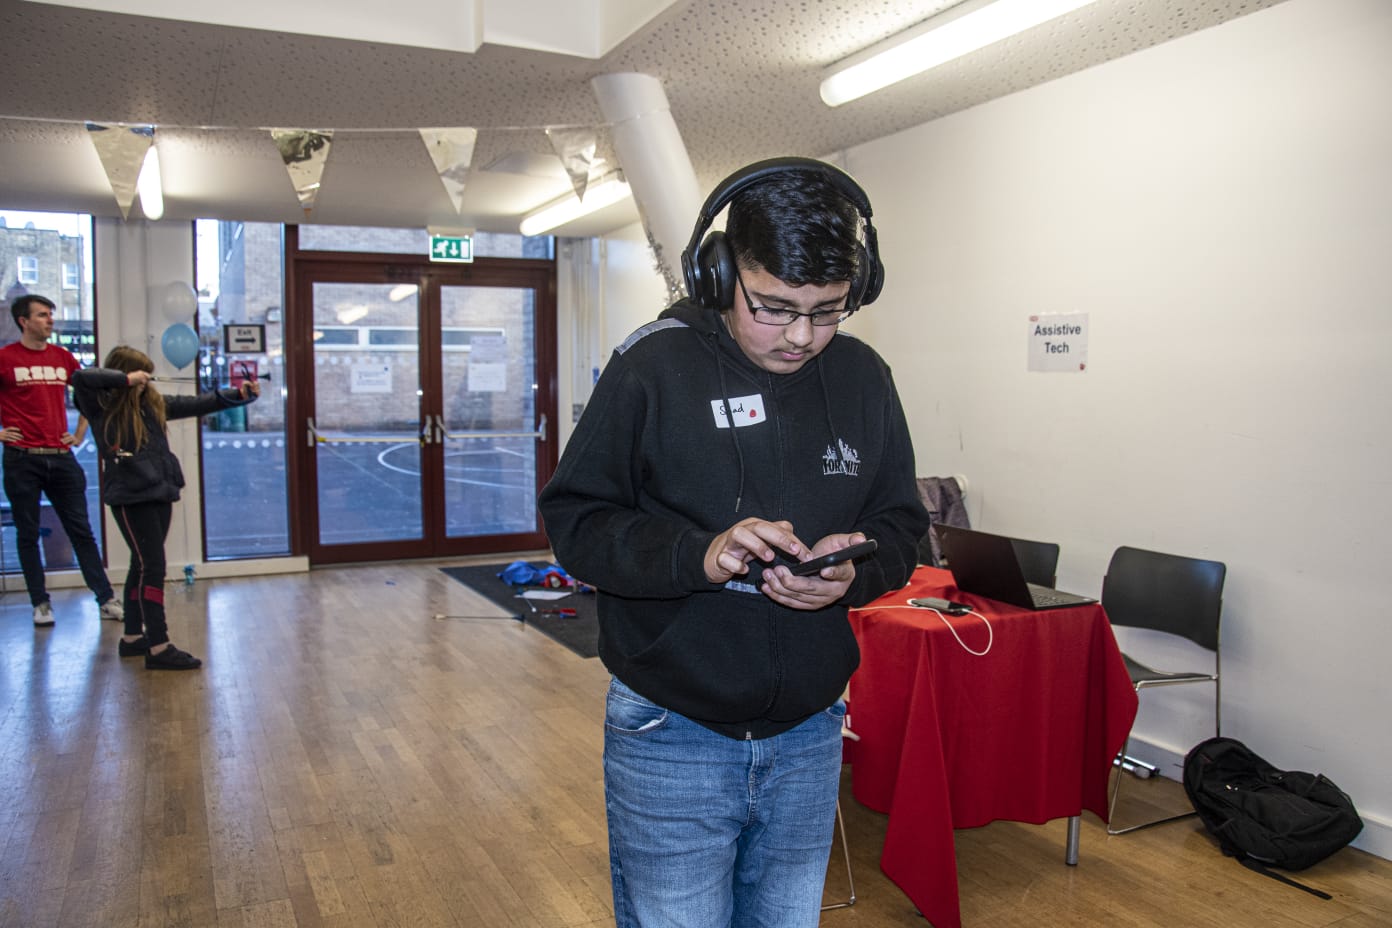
[1027,313,1088,372]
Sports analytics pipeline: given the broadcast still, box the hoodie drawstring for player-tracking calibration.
[714,348,746,513]
[815,355,845,473]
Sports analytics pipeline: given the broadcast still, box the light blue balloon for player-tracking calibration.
[161,323,199,370]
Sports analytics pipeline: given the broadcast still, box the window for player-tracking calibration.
[311,325,503,351]
[0,211,99,579]
[195,219,291,559]
[298,223,553,259]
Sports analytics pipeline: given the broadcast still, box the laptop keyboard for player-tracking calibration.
[1027,584,1085,607]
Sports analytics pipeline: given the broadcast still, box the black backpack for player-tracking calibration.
[1182,737,1363,899]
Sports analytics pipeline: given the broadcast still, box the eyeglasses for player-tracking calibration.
[735,271,852,327]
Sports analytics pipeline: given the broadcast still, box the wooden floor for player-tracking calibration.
[2,561,1388,927]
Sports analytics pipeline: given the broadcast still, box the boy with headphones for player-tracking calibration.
[539,157,929,927]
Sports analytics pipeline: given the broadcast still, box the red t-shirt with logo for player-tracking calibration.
[0,341,81,449]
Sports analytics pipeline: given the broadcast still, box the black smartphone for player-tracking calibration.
[789,539,878,577]
[909,596,971,615]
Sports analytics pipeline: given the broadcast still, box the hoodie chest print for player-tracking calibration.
[823,439,861,476]
[711,393,767,429]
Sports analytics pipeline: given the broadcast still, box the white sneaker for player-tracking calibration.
[33,602,54,627]
[99,600,124,622]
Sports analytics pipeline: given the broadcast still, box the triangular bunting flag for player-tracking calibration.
[86,123,153,220]
[271,128,334,216]
[419,128,477,214]
[546,127,597,202]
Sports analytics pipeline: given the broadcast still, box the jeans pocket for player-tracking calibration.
[606,677,669,735]
[823,698,847,721]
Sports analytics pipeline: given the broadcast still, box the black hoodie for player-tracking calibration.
[538,299,929,739]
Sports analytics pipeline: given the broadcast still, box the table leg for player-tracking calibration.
[1065,815,1080,865]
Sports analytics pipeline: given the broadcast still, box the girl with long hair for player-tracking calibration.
[73,345,259,670]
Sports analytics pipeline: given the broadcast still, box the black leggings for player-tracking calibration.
[111,501,173,645]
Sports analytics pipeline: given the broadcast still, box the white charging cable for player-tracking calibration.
[851,600,994,656]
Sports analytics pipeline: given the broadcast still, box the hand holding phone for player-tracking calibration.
[789,539,878,577]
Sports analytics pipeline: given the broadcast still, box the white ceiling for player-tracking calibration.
[0,0,1290,236]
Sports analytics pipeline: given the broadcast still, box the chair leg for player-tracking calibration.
[1108,677,1219,835]
[1107,741,1198,835]
[821,800,857,911]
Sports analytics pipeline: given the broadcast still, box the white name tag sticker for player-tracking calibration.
[711,393,767,429]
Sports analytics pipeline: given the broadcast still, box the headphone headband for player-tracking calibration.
[680,157,884,312]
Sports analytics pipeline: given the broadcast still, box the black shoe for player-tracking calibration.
[118,636,151,657]
[145,645,202,671]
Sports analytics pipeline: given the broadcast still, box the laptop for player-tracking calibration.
[933,524,1097,611]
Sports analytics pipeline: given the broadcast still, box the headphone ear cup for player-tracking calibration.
[847,242,884,308]
[859,242,884,306]
[695,231,738,310]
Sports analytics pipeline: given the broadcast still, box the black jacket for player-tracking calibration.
[538,299,930,739]
[72,368,254,506]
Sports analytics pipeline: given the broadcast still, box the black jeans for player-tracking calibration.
[110,501,174,644]
[2,447,115,607]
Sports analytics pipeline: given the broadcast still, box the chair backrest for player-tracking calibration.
[1101,546,1226,652]
[1009,537,1060,588]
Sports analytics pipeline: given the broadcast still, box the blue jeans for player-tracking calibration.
[2,448,114,607]
[603,676,845,928]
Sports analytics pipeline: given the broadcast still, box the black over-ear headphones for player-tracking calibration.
[680,156,885,313]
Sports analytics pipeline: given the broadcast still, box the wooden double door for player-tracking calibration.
[288,253,556,564]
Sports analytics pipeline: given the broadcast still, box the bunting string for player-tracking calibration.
[0,114,606,133]
[3,113,611,220]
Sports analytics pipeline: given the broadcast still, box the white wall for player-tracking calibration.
[841,0,1391,856]
[599,221,673,354]
[556,222,670,449]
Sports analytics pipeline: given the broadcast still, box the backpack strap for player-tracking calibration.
[1238,857,1332,900]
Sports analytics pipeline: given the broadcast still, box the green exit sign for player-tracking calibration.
[429,233,474,263]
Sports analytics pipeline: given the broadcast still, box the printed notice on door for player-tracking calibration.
[467,334,507,393]
[1027,313,1088,372]
[351,364,393,393]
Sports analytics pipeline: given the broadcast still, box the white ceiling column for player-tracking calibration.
[591,72,702,299]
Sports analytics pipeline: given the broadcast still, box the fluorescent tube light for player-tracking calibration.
[820,0,1101,107]
[519,176,632,236]
[137,143,164,220]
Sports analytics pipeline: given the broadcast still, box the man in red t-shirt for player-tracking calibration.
[1,295,120,627]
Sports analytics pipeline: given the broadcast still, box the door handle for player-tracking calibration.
[434,412,549,442]
[308,419,419,445]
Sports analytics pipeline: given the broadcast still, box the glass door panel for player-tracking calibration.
[438,285,542,538]
[310,281,425,546]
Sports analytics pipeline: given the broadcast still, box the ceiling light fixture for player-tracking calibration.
[137,141,164,220]
[820,0,1101,107]
[518,176,632,237]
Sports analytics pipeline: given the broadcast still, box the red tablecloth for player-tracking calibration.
[845,566,1138,928]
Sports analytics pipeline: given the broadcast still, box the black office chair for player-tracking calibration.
[1102,545,1226,834]
[1009,537,1060,588]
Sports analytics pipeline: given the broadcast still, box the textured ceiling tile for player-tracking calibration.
[0,0,1292,228]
